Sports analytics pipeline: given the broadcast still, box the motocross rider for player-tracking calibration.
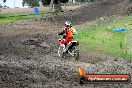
[58,21,77,52]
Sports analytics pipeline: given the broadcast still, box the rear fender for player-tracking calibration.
[70,41,79,46]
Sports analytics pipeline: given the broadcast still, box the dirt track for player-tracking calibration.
[0,0,132,88]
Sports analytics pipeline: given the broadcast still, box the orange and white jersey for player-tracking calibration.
[64,27,77,37]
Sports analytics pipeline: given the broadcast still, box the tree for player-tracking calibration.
[60,0,69,3]
[50,0,62,12]
[1,0,6,13]
[3,0,6,3]
[42,0,51,5]
[22,0,39,7]
[3,0,68,12]
[22,0,63,11]
[0,4,3,8]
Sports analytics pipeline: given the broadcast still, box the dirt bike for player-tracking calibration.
[57,36,79,60]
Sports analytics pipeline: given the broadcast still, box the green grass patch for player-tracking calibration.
[0,12,52,23]
[0,15,33,23]
[77,16,132,59]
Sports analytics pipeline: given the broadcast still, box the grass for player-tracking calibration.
[77,16,132,59]
[0,12,53,23]
[0,14,34,23]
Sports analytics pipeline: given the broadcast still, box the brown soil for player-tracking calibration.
[0,0,132,88]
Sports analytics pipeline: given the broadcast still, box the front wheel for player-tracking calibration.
[58,45,65,58]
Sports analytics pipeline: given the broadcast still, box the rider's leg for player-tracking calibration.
[66,37,74,50]
[60,39,67,53]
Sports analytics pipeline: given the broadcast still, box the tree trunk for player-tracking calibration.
[50,0,62,12]
[50,0,54,11]
[69,0,75,3]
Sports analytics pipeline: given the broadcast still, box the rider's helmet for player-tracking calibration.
[65,21,71,28]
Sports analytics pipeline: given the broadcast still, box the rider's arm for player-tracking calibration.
[58,30,65,35]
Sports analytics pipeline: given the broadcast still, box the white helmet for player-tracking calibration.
[65,21,71,27]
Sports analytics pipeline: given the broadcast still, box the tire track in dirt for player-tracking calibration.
[0,33,131,88]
